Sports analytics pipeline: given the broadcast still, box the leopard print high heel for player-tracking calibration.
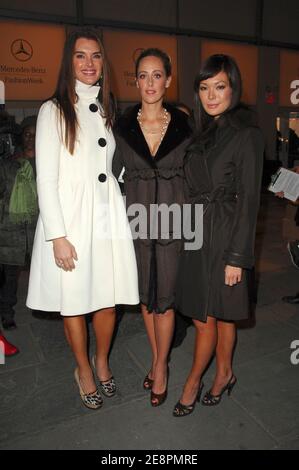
[74,368,103,410]
[91,355,116,398]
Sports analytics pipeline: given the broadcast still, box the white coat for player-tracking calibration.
[26,80,139,315]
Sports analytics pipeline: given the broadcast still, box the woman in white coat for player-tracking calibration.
[26,28,139,409]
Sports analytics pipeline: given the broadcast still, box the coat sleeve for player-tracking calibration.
[35,100,67,241]
[223,127,264,269]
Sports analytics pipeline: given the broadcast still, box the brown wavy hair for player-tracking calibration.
[51,28,114,155]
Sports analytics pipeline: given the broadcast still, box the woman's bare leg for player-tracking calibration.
[209,320,236,395]
[151,308,175,402]
[179,315,217,405]
[64,315,96,394]
[141,303,158,379]
[92,307,116,381]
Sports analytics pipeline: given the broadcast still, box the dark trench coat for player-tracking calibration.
[113,104,192,313]
[175,107,264,321]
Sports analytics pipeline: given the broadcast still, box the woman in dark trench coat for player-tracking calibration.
[173,54,264,417]
[113,48,192,406]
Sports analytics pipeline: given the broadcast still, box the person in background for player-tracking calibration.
[281,237,299,304]
[275,165,299,304]
[0,115,38,331]
[287,127,299,168]
[174,102,193,119]
[174,54,264,417]
[0,330,19,356]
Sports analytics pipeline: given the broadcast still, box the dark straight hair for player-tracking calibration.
[135,48,172,77]
[194,54,242,134]
[51,28,114,155]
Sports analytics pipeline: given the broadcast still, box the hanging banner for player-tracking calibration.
[280,50,299,107]
[201,40,258,105]
[103,30,178,102]
[0,20,65,101]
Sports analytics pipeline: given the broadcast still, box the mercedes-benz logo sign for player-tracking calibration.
[11,39,33,62]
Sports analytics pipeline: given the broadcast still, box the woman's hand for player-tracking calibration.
[224,265,242,286]
[52,237,78,271]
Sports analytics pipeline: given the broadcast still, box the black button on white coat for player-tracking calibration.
[98,173,107,183]
[98,138,107,147]
[89,103,98,112]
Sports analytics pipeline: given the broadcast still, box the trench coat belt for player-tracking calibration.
[190,191,237,218]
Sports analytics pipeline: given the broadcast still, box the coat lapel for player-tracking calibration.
[124,112,156,168]
[154,104,192,162]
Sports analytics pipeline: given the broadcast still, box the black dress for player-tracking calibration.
[113,104,192,313]
[175,107,264,322]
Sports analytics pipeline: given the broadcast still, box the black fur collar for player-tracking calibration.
[188,105,258,154]
[220,104,258,130]
[114,103,192,168]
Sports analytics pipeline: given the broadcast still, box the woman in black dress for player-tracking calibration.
[174,54,264,417]
[113,48,192,406]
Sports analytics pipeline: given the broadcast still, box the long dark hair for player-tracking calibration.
[51,28,114,155]
[194,54,242,136]
[135,48,172,77]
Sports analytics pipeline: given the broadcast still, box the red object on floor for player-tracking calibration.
[0,334,19,356]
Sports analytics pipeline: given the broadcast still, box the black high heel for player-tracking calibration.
[143,372,154,391]
[151,388,167,407]
[150,366,169,407]
[173,382,204,417]
[202,374,237,406]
